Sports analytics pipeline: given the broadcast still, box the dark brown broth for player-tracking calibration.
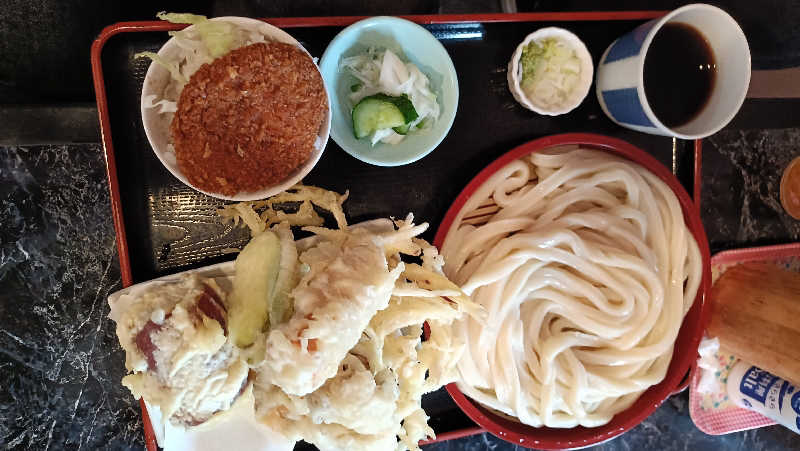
[643,22,716,128]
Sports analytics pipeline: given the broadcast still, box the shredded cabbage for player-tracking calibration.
[139,12,283,147]
[155,11,206,24]
[135,51,188,85]
[155,12,240,59]
[147,12,272,89]
[519,37,582,108]
[340,48,440,146]
[141,94,177,114]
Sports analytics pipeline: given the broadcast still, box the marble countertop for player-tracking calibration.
[2,1,800,450]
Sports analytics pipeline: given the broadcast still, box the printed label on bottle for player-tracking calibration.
[739,366,780,404]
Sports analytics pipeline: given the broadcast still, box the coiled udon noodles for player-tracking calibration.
[441,147,702,428]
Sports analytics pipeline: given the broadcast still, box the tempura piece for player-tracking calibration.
[110,275,249,427]
[220,187,486,450]
[252,215,486,451]
[258,228,404,396]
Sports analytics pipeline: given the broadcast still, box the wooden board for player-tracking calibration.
[708,261,800,386]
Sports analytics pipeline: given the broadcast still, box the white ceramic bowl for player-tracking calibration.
[140,17,331,201]
[507,27,593,116]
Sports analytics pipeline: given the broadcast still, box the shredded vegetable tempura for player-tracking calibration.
[218,185,350,234]
[218,185,485,451]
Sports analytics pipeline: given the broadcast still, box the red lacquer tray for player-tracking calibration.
[90,11,703,450]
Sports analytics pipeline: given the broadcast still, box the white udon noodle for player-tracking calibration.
[441,146,702,428]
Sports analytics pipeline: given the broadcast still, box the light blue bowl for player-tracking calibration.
[319,16,459,166]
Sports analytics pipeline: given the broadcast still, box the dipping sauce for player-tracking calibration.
[643,23,716,128]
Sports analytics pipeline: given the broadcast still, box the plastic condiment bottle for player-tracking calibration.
[727,361,800,434]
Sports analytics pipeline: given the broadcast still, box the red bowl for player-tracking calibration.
[433,133,711,450]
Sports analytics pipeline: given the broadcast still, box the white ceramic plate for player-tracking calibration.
[140,17,331,201]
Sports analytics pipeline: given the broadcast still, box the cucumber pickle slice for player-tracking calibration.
[352,94,418,139]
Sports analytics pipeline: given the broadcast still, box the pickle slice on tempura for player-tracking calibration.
[228,231,281,348]
[228,224,299,353]
[269,222,298,328]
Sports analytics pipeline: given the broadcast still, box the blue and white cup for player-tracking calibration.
[596,4,750,139]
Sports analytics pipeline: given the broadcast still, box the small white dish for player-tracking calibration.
[140,17,331,201]
[507,27,593,116]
